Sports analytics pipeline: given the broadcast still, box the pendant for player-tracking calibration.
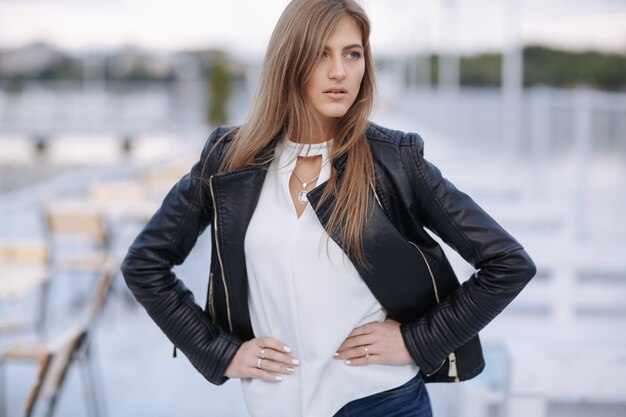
[298,190,308,205]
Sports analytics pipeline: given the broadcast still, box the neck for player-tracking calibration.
[291,121,336,144]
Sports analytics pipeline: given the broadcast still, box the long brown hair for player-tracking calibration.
[216,0,376,270]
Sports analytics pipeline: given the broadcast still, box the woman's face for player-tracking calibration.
[304,15,366,135]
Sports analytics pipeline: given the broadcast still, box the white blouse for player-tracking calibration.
[241,136,419,417]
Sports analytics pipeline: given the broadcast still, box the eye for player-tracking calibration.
[346,51,362,60]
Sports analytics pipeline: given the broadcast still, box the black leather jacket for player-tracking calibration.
[121,122,536,386]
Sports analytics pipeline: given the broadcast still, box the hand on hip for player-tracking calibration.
[334,318,414,366]
[224,336,299,382]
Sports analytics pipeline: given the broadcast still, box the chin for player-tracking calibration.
[319,106,351,119]
[322,112,348,119]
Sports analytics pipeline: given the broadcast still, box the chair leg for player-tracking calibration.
[43,350,74,417]
[80,343,106,417]
[45,393,59,417]
[80,354,98,417]
[90,346,108,417]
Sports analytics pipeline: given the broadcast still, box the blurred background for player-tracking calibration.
[0,0,624,416]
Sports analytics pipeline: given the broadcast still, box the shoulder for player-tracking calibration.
[192,125,241,179]
[206,125,240,146]
[365,121,425,157]
[200,125,240,160]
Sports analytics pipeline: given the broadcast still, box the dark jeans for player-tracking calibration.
[332,373,432,417]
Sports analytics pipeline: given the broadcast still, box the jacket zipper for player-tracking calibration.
[407,240,447,377]
[448,352,459,381]
[407,240,459,381]
[369,180,383,208]
[208,272,217,324]
[408,241,440,303]
[209,175,233,333]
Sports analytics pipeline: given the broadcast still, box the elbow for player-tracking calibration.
[506,247,537,287]
[472,246,537,305]
[120,247,153,289]
[120,249,138,288]
[119,248,160,304]
[519,248,537,281]
[120,245,173,293]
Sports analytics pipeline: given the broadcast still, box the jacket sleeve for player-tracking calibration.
[399,132,537,374]
[120,127,243,385]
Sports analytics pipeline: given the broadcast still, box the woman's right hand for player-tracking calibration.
[224,337,299,382]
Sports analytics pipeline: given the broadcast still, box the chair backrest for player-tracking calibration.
[44,201,110,273]
[22,326,87,417]
[45,201,108,244]
[0,241,48,264]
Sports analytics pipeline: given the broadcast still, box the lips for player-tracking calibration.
[323,87,348,94]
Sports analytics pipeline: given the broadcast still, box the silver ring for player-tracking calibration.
[260,349,265,359]
[257,358,264,369]
[364,346,370,358]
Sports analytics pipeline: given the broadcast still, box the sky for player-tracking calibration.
[0,0,624,57]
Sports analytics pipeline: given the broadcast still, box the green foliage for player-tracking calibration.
[205,56,232,126]
[523,45,626,90]
[421,46,625,90]
[460,53,501,87]
[430,55,439,85]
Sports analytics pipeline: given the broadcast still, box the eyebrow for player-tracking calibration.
[323,43,364,51]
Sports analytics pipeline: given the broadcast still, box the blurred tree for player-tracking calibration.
[523,45,626,90]
[460,53,501,87]
[37,56,81,80]
[415,47,625,90]
[430,55,439,86]
[205,55,231,126]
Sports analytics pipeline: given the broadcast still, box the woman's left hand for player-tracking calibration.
[334,318,414,366]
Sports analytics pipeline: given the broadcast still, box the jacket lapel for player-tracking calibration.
[209,130,283,335]
[211,167,265,336]
[307,169,438,322]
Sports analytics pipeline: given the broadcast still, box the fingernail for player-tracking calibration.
[292,358,300,365]
[286,367,295,373]
[333,352,339,358]
[344,360,352,365]
[275,375,283,381]
[283,346,292,353]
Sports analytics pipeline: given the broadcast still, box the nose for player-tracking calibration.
[328,56,346,81]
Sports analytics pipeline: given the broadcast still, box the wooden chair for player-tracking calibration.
[44,200,110,272]
[0,257,118,417]
[1,327,88,417]
[0,241,51,334]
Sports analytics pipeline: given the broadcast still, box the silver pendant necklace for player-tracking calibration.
[292,167,319,205]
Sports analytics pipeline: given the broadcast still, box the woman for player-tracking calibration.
[121,0,536,416]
